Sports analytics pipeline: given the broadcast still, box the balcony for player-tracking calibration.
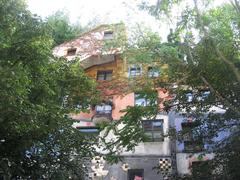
[92,103,113,124]
[81,54,115,69]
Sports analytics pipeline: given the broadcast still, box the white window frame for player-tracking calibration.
[148,66,160,77]
[128,64,142,77]
[142,119,164,142]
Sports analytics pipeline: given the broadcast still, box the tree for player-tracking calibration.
[134,0,240,179]
[0,0,98,179]
[46,10,85,46]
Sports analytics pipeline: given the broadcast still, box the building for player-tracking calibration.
[169,94,229,178]
[53,23,175,180]
[54,23,226,179]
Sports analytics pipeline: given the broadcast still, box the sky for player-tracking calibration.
[27,0,170,40]
[27,0,158,25]
[27,0,229,41]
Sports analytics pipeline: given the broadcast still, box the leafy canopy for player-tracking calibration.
[0,0,98,179]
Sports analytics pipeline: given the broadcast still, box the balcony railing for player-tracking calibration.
[95,104,112,115]
[92,104,113,124]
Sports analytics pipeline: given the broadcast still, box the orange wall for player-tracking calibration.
[71,57,170,121]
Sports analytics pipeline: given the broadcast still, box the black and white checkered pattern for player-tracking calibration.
[159,158,172,179]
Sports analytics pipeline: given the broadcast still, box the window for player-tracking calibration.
[129,65,142,77]
[186,92,193,102]
[197,90,210,101]
[148,67,160,77]
[142,120,164,142]
[135,94,149,106]
[202,91,210,98]
[128,169,144,180]
[103,31,114,40]
[186,91,210,102]
[67,48,77,56]
[95,104,112,114]
[135,93,157,107]
[97,70,112,80]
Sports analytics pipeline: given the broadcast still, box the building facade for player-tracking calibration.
[53,23,221,179]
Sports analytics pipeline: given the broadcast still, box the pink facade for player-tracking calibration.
[70,93,134,121]
[72,89,170,122]
[112,93,135,120]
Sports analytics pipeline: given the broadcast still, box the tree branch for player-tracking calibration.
[193,0,240,83]
[200,76,240,115]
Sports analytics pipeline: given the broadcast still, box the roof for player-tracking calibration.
[53,23,126,61]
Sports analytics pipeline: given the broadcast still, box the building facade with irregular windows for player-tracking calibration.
[53,23,174,180]
[54,23,223,179]
[169,93,229,178]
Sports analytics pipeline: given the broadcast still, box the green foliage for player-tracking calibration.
[131,0,240,179]
[46,10,85,46]
[0,0,98,178]
[124,26,179,66]
[101,88,159,163]
[139,0,183,18]
[101,105,147,163]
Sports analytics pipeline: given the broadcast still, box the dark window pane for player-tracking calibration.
[144,132,153,140]
[97,70,112,80]
[67,48,77,56]
[129,65,141,77]
[152,121,163,131]
[142,120,164,142]
[142,121,152,131]
[148,67,160,77]
[97,73,105,80]
[103,31,114,40]
[152,131,163,141]
[105,71,112,80]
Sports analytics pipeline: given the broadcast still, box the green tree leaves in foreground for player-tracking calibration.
[46,10,85,46]
[0,0,98,179]
[1,0,240,179]
[136,0,240,179]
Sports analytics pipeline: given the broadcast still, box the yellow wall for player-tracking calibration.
[85,55,125,80]
[85,56,168,82]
